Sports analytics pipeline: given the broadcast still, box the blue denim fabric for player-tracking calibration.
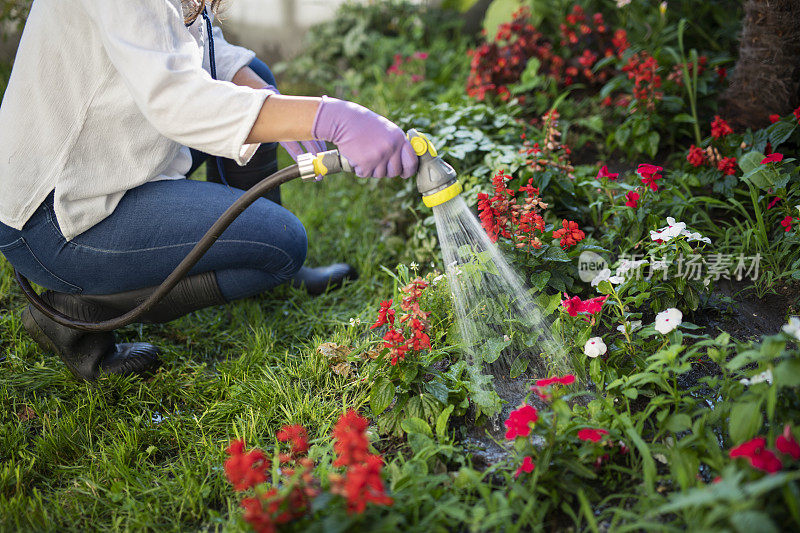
[0,180,307,301]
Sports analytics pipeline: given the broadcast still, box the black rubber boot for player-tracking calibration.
[22,292,162,381]
[207,144,358,295]
[21,272,227,381]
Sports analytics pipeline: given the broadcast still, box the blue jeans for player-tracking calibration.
[0,59,308,302]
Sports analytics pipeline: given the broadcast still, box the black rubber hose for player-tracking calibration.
[15,164,303,332]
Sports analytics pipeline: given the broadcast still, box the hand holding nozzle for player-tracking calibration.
[311,96,419,179]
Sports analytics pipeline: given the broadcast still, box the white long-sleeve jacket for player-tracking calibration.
[0,0,269,240]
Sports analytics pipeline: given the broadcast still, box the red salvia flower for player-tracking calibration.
[710,115,733,138]
[515,456,535,478]
[717,157,737,176]
[625,191,640,208]
[504,404,539,439]
[370,300,395,329]
[277,425,309,456]
[794,105,800,124]
[552,219,585,249]
[781,215,795,232]
[687,145,706,167]
[578,428,609,443]
[776,424,800,460]
[729,437,783,474]
[769,114,781,124]
[225,439,271,492]
[332,410,370,467]
[761,153,783,164]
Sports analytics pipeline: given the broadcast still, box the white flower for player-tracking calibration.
[740,369,773,386]
[409,262,419,270]
[349,317,361,326]
[654,308,682,334]
[591,268,624,287]
[616,259,648,275]
[616,0,631,7]
[783,316,800,341]
[432,273,446,285]
[650,217,711,245]
[584,337,607,358]
[616,320,642,334]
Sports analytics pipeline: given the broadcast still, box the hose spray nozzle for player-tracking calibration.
[408,129,462,208]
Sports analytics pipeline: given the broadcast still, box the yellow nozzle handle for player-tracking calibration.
[407,129,438,158]
[297,150,353,180]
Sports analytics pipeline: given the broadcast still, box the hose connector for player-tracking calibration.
[297,150,354,181]
[409,129,461,208]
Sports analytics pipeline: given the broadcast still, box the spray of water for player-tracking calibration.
[432,195,570,378]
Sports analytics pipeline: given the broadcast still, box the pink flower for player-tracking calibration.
[413,52,429,60]
[504,404,539,439]
[597,165,619,180]
[625,191,640,208]
[781,215,795,232]
[637,164,663,191]
[776,424,800,460]
[761,153,783,164]
[578,428,609,443]
[535,375,576,387]
[561,294,607,316]
[729,437,783,474]
[515,456,535,478]
[767,197,782,210]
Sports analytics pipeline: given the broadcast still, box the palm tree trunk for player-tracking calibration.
[723,0,800,129]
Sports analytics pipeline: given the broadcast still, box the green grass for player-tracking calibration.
[0,168,417,531]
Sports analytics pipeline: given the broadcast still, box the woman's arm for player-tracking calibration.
[230,66,321,145]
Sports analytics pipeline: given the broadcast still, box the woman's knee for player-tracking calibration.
[238,200,307,277]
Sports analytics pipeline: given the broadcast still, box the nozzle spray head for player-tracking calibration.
[408,129,462,208]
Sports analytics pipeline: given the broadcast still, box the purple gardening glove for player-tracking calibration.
[262,84,328,176]
[311,96,419,179]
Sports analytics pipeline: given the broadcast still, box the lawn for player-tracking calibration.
[2,1,800,531]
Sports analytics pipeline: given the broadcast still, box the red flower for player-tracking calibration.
[717,157,737,176]
[711,116,733,138]
[578,428,609,443]
[504,404,539,439]
[637,163,663,191]
[535,374,576,387]
[781,215,795,232]
[515,456,536,478]
[687,145,706,167]
[332,410,370,467]
[761,153,783,164]
[729,437,783,474]
[625,191,640,208]
[277,425,309,456]
[225,439,271,492]
[597,165,619,180]
[777,424,800,460]
[371,300,395,329]
[552,219,585,249]
[769,114,781,124]
[561,294,607,316]
[794,105,800,124]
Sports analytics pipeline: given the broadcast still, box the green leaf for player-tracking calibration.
[624,425,656,495]
[530,270,551,292]
[731,511,779,533]
[766,120,797,147]
[775,359,800,387]
[401,417,433,437]
[436,404,455,439]
[615,126,630,147]
[482,0,526,39]
[673,113,696,124]
[664,413,692,433]
[509,356,528,378]
[370,377,395,416]
[729,401,763,444]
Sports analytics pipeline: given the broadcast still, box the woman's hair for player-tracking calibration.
[182,0,224,25]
